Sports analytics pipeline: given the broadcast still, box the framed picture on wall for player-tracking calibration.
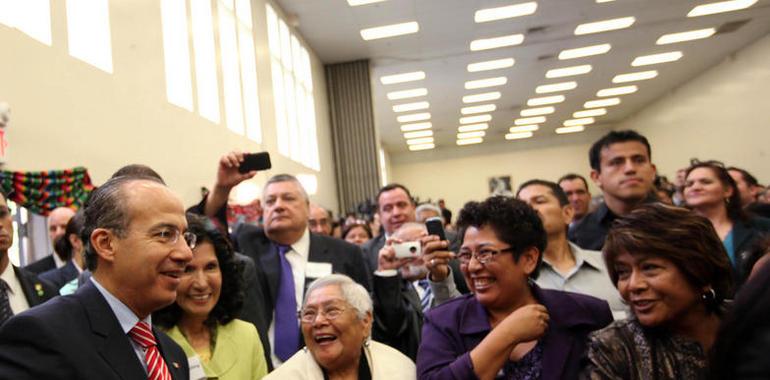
[488,176,512,196]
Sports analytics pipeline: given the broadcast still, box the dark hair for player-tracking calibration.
[685,160,746,222]
[111,164,165,184]
[741,234,770,279]
[589,130,652,172]
[604,203,734,312]
[726,166,759,187]
[557,173,589,191]
[376,183,415,211]
[341,222,373,241]
[516,179,569,207]
[154,213,244,329]
[456,196,546,279]
[53,211,85,261]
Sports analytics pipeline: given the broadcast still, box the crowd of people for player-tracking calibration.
[0,129,769,379]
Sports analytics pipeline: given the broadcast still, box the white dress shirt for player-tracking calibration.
[0,264,30,314]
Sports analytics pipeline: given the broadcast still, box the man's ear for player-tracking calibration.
[90,228,118,264]
[590,169,602,189]
[562,204,575,225]
[521,246,540,276]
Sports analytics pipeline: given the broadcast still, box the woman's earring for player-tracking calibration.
[702,288,716,302]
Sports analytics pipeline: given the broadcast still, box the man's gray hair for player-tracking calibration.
[263,173,309,203]
[415,203,441,222]
[303,274,372,320]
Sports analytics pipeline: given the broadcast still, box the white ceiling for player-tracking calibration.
[273,0,770,161]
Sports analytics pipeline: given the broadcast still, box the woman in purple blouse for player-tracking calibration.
[416,196,612,380]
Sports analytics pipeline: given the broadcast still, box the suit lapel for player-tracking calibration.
[155,327,187,380]
[259,237,281,308]
[13,266,48,306]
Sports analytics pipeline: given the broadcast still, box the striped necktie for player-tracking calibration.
[129,321,172,380]
[0,279,13,325]
[418,279,432,312]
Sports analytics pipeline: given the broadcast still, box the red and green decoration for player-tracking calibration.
[0,167,95,215]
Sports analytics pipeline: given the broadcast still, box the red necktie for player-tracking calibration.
[129,321,172,380]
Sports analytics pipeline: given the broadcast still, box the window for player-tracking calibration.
[160,0,193,111]
[66,0,113,73]
[0,0,52,46]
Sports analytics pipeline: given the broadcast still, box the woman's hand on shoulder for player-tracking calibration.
[499,304,549,344]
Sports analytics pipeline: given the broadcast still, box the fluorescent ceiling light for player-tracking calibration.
[475,2,537,23]
[457,138,484,145]
[556,126,585,134]
[406,137,434,145]
[506,132,534,140]
[463,92,501,103]
[397,112,431,123]
[558,44,611,60]
[403,130,433,139]
[656,28,716,45]
[584,98,621,108]
[510,125,539,132]
[688,0,757,17]
[520,107,555,117]
[597,85,638,97]
[536,81,577,94]
[387,88,427,100]
[380,71,425,85]
[596,0,615,2]
[458,123,489,132]
[546,65,592,78]
[409,143,435,151]
[632,51,683,66]
[564,117,595,127]
[527,95,565,106]
[457,131,486,139]
[573,108,606,118]
[515,116,546,125]
[613,70,658,83]
[361,21,419,41]
[348,0,386,5]
[467,58,515,72]
[465,77,507,90]
[460,114,492,124]
[400,122,432,132]
[575,16,635,35]
[461,104,496,115]
[393,101,429,113]
[470,34,524,51]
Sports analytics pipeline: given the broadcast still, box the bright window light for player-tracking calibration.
[470,34,524,51]
[506,132,534,140]
[457,138,484,145]
[515,116,546,125]
[407,137,434,145]
[656,28,716,45]
[361,21,419,40]
[460,114,492,124]
[510,125,539,132]
[546,65,592,78]
[409,143,435,151]
[613,70,658,83]
[393,101,430,113]
[218,1,245,135]
[0,0,52,45]
[458,123,489,132]
[521,107,555,117]
[574,108,607,118]
[397,112,431,123]
[564,117,595,126]
[236,0,262,142]
[66,0,113,73]
[191,0,221,123]
[400,122,432,132]
[348,0,387,6]
[475,2,538,23]
[378,148,388,185]
[584,98,621,108]
[556,126,585,134]
[161,0,193,111]
[457,131,486,139]
[463,92,501,103]
[467,58,515,72]
[380,71,425,84]
[575,16,635,35]
[688,0,757,17]
[632,51,683,66]
[527,95,565,106]
[536,81,577,94]
[461,104,496,115]
[558,44,611,60]
[387,88,428,100]
[403,130,433,139]
[465,77,507,90]
[296,174,318,195]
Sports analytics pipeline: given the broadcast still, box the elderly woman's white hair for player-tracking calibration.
[303,274,372,320]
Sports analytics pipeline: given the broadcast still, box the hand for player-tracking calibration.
[377,237,405,272]
[215,151,257,190]
[498,304,549,344]
[421,235,453,282]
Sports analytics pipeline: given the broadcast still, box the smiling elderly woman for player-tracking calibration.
[266,274,415,380]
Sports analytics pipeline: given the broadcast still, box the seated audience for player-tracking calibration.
[342,222,372,246]
[154,213,267,379]
[40,211,85,290]
[417,196,612,380]
[683,160,770,286]
[740,235,770,281]
[582,203,733,379]
[266,274,415,380]
[654,175,675,206]
[362,184,418,273]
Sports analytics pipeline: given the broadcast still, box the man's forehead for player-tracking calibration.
[560,178,587,190]
[601,141,650,159]
[379,188,410,204]
[124,181,185,220]
[265,181,302,196]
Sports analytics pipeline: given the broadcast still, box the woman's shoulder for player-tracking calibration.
[538,287,613,328]
[368,341,416,379]
[217,319,260,342]
[424,294,479,324]
[589,319,641,344]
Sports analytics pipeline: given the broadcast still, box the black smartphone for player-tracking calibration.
[426,217,447,241]
[238,152,272,173]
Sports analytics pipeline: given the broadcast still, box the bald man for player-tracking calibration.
[25,207,76,274]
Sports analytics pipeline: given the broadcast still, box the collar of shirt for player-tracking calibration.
[569,242,604,271]
[0,263,16,296]
[0,265,30,314]
[90,277,151,334]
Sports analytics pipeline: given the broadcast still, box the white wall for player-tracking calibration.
[0,0,338,210]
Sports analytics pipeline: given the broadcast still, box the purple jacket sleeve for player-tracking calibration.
[416,311,479,380]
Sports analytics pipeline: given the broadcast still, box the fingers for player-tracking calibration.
[422,239,448,255]
[221,151,244,168]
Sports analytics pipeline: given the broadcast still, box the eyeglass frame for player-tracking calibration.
[297,304,349,324]
[456,247,515,266]
[145,226,197,249]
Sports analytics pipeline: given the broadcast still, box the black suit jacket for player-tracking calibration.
[0,281,189,380]
[12,265,58,308]
[39,260,79,290]
[733,217,770,287]
[23,254,56,275]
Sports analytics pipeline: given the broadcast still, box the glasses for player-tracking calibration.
[153,227,197,249]
[457,247,514,265]
[298,305,347,324]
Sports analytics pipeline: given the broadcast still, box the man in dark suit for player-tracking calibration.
[202,152,371,368]
[362,184,418,273]
[24,207,76,274]
[0,176,191,379]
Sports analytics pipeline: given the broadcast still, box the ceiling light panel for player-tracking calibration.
[520,107,555,117]
[584,98,620,108]
[387,88,427,100]
[467,58,515,73]
[409,143,434,151]
[597,85,638,97]
[527,95,565,106]
[380,71,425,85]
[465,77,507,90]
[564,117,595,126]
[506,132,534,140]
[575,16,635,35]
[613,70,658,83]
[688,0,757,17]
[463,92,501,103]
[348,0,386,5]
[460,114,492,124]
[510,125,539,132]
[458,123,489,132]
[470,34,524,51]
[656,28,716,45]
[536,81,577,94]
[558,44,611,60]
[403,130,433,139]
[475,2,538,23]
[461,104,496,115]
[397,112,431,123]
[632,51,683,66]
[556,126,585,134]
[360,21,419,41]
[546,65,592,78]
[515,116,546,125]
[457,138,484,145]
[400,122,432,132]
[392,101,429,113]
[573,108,607,118]
[406,137,434,145]
[457,131,486,139]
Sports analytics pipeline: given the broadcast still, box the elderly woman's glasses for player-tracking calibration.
[457,247,514,265]
[298,305,347,324]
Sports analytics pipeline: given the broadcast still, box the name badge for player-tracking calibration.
[305,261,333,279]
[187,355,207,380]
